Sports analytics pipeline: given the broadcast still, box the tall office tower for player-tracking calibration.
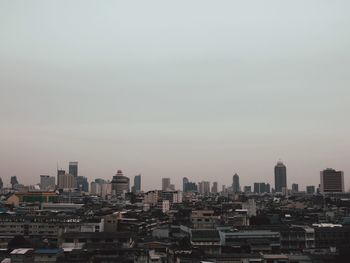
[198,181,210,195]
[306,185,315,194]
[58,173,76,189]
[57,169,65,188]
[0,177,3,189]
[111,170,130,196]
[162,178,171,191]
[40,175,55,191]
[292,183,299,193]
[133,174,141,193]
[183,177,189,192]
[69,162,78,177]
[232,173,240,193]
[76,176,89,192]
[211,182,218,193]
[274,161,287,193]
[266,183,271,193]
[320,168,344,193]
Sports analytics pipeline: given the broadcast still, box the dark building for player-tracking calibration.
[244,186,252,193]
[274,161,287,193]
[56,169,65,188]
[76,176,89,192]
[306,185,315,194]
[133,174,141,193]
[320,168,344,193]
[111,170,130,196]
[184,182,197,192]
[292,183,299,193]
[232,173,240,193]
[10,176,19,188]
[183,177,189,192]
[0,177,3,189]
[254,182,270,194]
[68,162,78,177]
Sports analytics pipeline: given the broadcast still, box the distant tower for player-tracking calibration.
[232,173,240,193]
[162,178,171,191]
[57,169,65,188]
[320,168,344,193]
[111,170,130,196]
[133,174,141,193]
[0,177,3,189]
[274,161,287,193]
[69,162,78,177]
[211,182,218,193]
[183,177,189,192]
[10,176,19,189]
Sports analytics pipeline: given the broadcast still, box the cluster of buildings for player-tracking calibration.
[0,161,348,262]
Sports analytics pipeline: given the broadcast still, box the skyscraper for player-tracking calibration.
[133,174,141,193]
[162,178,171,191]
[320,168,344,193]
[183,177,189,192]
[10,176,19,189]
[274,161,287,193]
[111,170,130,196]
[198,181,210,195]
[57,169,65,188]
[232,173,240,193]
[69,162,78,177]
[211,182,218,193]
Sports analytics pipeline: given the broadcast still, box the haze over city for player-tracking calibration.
[1,0,350,191]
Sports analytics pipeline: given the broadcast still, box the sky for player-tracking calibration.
[0,0,350,191]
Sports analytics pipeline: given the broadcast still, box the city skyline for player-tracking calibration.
[0,160,347,192]
[1,1,350,191]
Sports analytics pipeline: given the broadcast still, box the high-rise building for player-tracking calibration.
[292,183,299,193]
[253,182,270,194]
[306,185,315,195]
[320,168,344,193]
[211,182,218,193]
[198,181,210,195]
[232,173,240,193]
[57,169,65,188]
[111,170,130,196]
[10,176,19,189]
[40,175,55,191]
[183,177,189,192]
[69,162,78,177]
[274,161,287,193]
[76,176,89,192]
[57,173,76,189]
[0,177,3,189]
[162,178,171,191]
[133,174,141,193]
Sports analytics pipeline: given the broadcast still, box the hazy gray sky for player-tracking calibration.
[1,0,350,191]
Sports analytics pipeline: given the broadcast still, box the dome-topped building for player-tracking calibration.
[111,170,130,196]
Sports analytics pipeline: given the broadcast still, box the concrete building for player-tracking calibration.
[275,161,287,193]
[111,170,130,196]
[40,175,55,191]
[162,178,171,191]
[232,173,240,193]
[320,168,344,193]
[133,174,141,193]
[306,185,315,195]
[57,173,76,189]
[211,182,218,193]
[292,183,299,193]
[198,181,210,195]
[68,161,78,177]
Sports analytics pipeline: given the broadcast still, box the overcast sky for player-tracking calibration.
[1,0,349,191]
